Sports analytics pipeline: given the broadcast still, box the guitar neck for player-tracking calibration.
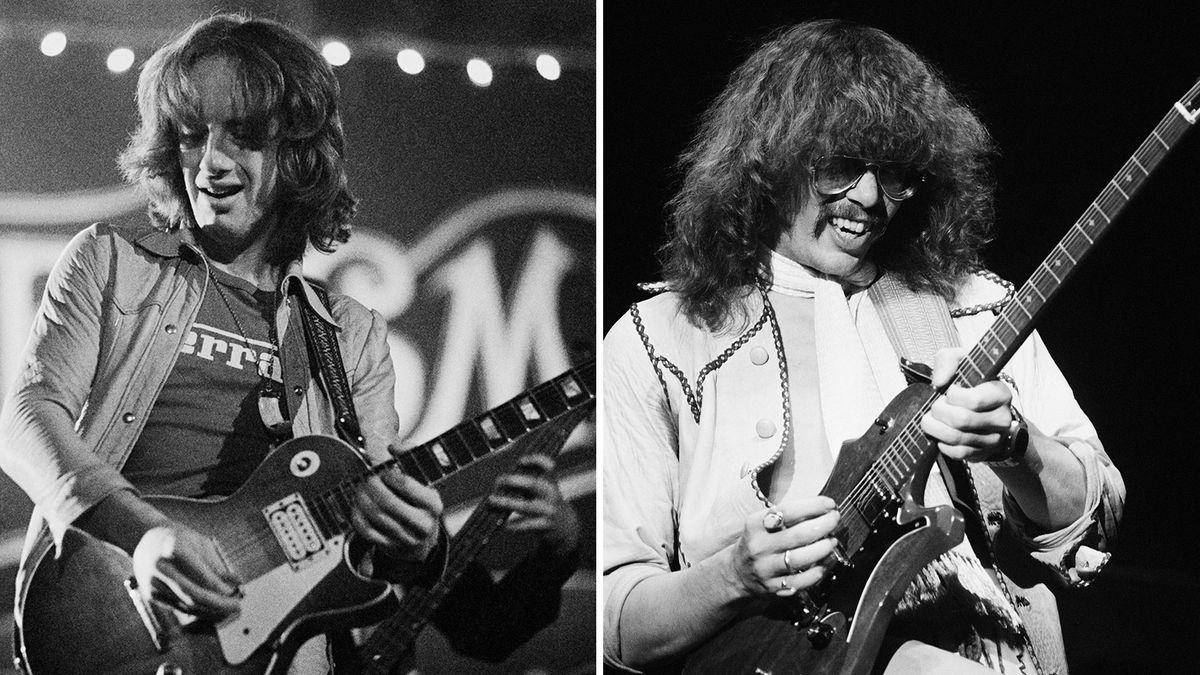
[357,403,593,672]
[844,81,1200,527]
[959,81,1200,387]
[308,358,596,537]
[352,484,514,674]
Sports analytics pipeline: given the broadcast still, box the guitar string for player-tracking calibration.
[837,352,983,534]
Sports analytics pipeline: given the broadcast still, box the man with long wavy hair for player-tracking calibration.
[1,13,579,673]
[604,20,1124,674]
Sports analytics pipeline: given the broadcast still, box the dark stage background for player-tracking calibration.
[603,3,1199,673]
[0,1,594,673]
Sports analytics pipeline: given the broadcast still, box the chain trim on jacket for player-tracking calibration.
[746,287,792,508]
[630,289,770,424]
[950,269,1015,318]
[630,284,794,507]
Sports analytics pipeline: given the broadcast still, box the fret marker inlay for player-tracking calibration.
[518,397,542,422]
[431,442,453,469]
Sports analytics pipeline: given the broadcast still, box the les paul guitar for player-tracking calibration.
[683,82,1200,674]
[16,358,595,675]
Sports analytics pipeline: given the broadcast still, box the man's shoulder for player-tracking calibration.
[617,287,694,336]
[55,222,164,264]
[321,287,380,328]
[631,286,685,315]
[81,221,159,241]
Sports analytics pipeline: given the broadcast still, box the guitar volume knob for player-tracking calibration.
[806,620,834,649]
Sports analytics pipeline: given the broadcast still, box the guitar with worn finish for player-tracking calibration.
[682,82,1200,674]
[16,359,595,675]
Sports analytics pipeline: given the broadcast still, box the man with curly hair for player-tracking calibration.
[604,20,1124,674]
[1,13,579,673]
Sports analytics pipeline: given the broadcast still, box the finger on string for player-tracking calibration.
[776,510,841,549]
[774,495,838,523]
[942,381,1010,412]
[490,492,554,517]
[382,472,444,514]
[350,507,395,549]
[206,541,242,589]
[150,569,195,611]
[923,414,1004,450]
[777,538,838,575]
[928,398,1007,433]
[355,487,424,546]
[494,472,541,498]
[154,563,238,617]
[172,543,239,597]
[513,453,556,474]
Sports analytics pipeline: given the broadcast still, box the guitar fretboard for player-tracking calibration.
[839,81,1200,540]
[356,403,594,673]
[961,84,1200,387]
[307,359,596,538]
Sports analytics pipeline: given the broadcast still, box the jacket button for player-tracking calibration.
[122,412,136,423]
[293,386,303,396]
[164,324,177,334]
[750,346,770,365]
[755,419,776,438]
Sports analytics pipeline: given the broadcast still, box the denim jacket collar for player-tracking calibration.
[133,227,339,327]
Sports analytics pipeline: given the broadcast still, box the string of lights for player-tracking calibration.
[2,18,593,86]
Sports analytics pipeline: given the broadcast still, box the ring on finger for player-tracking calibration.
[762,510,785,532]
[778,577,791,592]
[783,548,798,574]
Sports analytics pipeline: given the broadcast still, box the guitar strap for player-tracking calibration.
[295,284,370,668]
[298,284,367,453]
[867,272,994,561]
[868,272,1044,667]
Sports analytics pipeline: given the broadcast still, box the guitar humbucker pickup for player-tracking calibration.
[263,493,327,568]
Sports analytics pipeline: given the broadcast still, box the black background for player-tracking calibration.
[603,3,1200,672]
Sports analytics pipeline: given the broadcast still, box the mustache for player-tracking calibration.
[812,203,885,234]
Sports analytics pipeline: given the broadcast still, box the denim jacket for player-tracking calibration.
[0,222,401,563]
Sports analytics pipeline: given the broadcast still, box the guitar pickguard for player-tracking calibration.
[216,534,346,664]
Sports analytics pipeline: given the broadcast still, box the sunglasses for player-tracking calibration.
[810,155,926,201]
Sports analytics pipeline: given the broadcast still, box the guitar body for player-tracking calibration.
[683,384,964,675]
[18,436,397,675]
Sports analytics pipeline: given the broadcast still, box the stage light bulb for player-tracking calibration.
[467,58,493,87]
[536,54,561,81]
[40,31,66,57]
[322,41,351,67]
[397,49,425,75]
[107,48,135,73]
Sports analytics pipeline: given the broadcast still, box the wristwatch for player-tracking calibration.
[985,407,1029,468]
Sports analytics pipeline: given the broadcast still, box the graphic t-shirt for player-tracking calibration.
[124,266,284,497]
